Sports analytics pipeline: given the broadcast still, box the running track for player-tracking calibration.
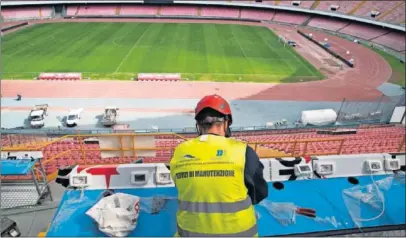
[1,19,392,102]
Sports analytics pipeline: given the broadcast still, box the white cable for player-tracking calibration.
[353,172,385,222]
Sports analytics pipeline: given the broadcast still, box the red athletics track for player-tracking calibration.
[1,19,392,102]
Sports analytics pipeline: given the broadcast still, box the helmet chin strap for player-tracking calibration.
[196,124,202,136]
[225,127,232,138]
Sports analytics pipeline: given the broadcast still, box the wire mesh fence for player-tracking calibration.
[336,95,404,125]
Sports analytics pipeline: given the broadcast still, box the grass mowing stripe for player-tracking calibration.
[264,28,318,77]
[114,23,149,73]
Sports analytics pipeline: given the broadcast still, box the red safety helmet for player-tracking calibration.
[195,95,232,125]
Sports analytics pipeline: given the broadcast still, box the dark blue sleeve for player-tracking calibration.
[244,145,268,205]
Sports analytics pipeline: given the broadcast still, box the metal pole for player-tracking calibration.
[374,94,384,112]
[398,136,405,152]
[31,168,41,199]
[335,98,346,123]
[120,136,124,158]
[38,158,53,201]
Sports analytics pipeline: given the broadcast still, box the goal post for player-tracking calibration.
[278,35,287,48]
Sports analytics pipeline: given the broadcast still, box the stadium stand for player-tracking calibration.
[380,2,406,24]
[316,1,361,14]
[307,16,350,31]
[1,125,404,178]
[74,5,117,16]
[0,1,405,25]
[352,1,403,18]
[338,22,390,40]
[200,7,240,18]
[160,6,198,16]
[240,8,275,21]
[1,6,53,20]
[271,12,309,25]
[372,31,406,52]
[119,5,159,16]
[65,5,79,16]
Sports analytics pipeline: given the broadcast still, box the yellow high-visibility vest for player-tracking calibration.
[170,135,257,237]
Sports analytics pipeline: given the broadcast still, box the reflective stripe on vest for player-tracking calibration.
[178,196,252,213]
[177,224,258,237]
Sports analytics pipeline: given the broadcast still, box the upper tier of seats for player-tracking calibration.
[1,1,405,25]
[209,0,406,25]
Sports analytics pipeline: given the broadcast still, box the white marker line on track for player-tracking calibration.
[114,25,150,73]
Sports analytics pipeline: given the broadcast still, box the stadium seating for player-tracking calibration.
[1,7,51,20]
[380,3,406,24]
[272,12,309,25]
[307,17,350,31]
[316,1,360,14]
[352,1,402,18]
[240,8,275,21]
[40,7,53,18]
[160,6,198,16]
[1,125,404,179]
[74,5,117,16]
[200,7,240,18]
[1,134,51,148]
[372,31,406,52]
[119,5,159,16]
[65,5,79,16]
[2,1,405,25]
[7,126,406,174]
[338,22,390,40]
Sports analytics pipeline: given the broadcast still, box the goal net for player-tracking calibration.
[278,35,288,47]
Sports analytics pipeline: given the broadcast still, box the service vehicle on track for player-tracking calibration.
[66,108,83,127]
[102,107,119,127]
[29,104,49,128]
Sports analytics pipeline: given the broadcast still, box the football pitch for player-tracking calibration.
[2,22,324,82]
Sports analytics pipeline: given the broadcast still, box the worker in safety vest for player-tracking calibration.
[170,94,268,237]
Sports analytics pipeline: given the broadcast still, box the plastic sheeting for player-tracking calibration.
[301,109,337,126]
[343,172,405,227]
[258,200,340,228]
[258,200,296,226]
[139,195,177,214]
[86,193,140,237]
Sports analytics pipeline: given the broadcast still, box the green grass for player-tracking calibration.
[2,22,324,82]
[368,46,405,86]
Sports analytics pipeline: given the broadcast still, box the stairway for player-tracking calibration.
[157,6,162,16]
[197,7,202,16]
[74,6,80,16]
[377,2,404,20]
[348,0,366,15]
[301,16,313,26]
[310,0,320,10]
[115,5,121,16]
[39,7,43,18]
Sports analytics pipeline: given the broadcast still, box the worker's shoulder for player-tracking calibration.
[175,136,247,148]
[227,137,248,148]
[174,138,195,149]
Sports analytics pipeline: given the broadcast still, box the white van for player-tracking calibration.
[66,108,83,127]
